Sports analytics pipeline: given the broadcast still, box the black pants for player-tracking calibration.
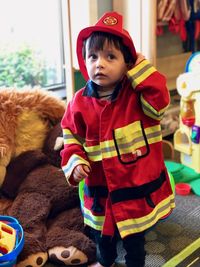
[88,228,146,267]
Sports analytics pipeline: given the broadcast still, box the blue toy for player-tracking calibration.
[0,216,24,267]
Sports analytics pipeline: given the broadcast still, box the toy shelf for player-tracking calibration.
[156,52,192,91]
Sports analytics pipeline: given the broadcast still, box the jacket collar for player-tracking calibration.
[82,79,124,101]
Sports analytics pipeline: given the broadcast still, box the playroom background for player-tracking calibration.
[0,1,200,267]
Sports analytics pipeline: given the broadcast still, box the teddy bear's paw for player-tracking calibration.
[0,166,6,186]
[0,147,12,186]
[48,246,88,265]
[17,252,48,267]
[0,146,7,158]
[54,136,64,150]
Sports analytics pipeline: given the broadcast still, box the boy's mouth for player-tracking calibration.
[95,73,106,78]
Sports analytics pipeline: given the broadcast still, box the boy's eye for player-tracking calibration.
[89,53,97,60]
[108,54,116,60]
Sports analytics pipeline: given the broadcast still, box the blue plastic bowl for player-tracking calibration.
[0,259,16,267]
[0,216,24,267]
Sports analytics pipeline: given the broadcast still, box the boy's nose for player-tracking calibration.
[96,57,104,68]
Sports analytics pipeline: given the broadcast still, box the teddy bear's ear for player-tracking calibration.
[1,150,48,199]
[42,122,63,167]
[54,136,64,151]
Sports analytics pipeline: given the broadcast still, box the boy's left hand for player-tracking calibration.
[134,53,145,66]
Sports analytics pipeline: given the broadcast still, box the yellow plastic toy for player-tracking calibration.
[174,52,200,173]
[0,222,16,255]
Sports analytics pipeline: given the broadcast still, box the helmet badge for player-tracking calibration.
[103,16,118,26]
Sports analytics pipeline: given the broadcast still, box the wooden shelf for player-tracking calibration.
[156,52,192,90]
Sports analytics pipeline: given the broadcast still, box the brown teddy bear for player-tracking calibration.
[0,88,96,266]
[1,122,96,267]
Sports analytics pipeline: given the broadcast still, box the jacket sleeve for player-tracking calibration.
[60,97,90,186]
[127,59,170,121]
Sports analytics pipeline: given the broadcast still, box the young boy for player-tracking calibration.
[61,11,175,267]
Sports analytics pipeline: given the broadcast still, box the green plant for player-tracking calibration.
[0,45,47,88]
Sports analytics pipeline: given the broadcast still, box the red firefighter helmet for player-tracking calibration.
[76,11,137,81]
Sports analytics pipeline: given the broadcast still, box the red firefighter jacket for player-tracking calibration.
[61,59,175,238]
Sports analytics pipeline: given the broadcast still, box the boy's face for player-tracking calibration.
[85,40,128,91]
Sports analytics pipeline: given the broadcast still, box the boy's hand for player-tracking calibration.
[73,164,90,183]
[135,53,145,66]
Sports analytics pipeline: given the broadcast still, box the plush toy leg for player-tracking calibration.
[48,246,88,265]
[15,232,48,267]
[47,227,96,265]
[8,192,51,267]
[17,252,48,267]
[46,208,97,265]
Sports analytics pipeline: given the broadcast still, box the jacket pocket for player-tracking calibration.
[113,121,150,164]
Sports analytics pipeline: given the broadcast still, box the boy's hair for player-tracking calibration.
[82,31,135,65]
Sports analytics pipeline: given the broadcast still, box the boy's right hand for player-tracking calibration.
[73,164,90,183]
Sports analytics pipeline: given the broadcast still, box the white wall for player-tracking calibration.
[113,0,156,64]
[69,0,113,69]
[69,0,98,69]
[113,0,142,54]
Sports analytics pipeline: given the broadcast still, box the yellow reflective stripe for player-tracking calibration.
[84,144,102,161]
[62,154,90,179]
[145,124,161,135]
[114,121,155,153]
[127,59,152,77]
[83,124,162,162]
[117,194,175,238]
[145,125,162,144]
[101,140,118,158]
[83,206,104,231]
[114,121,142,138]
[148,135,162,144]
[141,95,169,121]
[117,139,146,154]
[84,140,118,161]
[63,129,82,145]
[127,59,156,88]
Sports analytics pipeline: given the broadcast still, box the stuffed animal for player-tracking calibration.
[0,88,66,186]
[0,88,96,266]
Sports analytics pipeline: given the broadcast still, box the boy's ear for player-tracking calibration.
[127,62,134,70]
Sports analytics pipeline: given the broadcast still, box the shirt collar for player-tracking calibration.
[82,78,125,101]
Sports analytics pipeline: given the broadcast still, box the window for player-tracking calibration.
[0,0,66,96]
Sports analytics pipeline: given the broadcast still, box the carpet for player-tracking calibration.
[45,194,200,267]
[115,194,200,267]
